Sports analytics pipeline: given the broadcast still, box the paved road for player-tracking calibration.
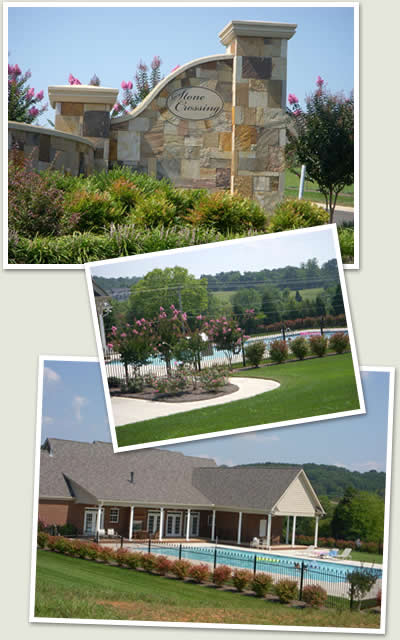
[112,377,280,427]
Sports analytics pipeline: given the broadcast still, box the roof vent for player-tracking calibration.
[129,471,135,483]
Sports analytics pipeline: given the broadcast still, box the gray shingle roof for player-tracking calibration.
[192,466,302,511]
[40,439,317,512]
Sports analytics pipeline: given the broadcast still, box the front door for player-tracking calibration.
[259,519,267,537]
[166,512,182,537]
[84,508,104,535]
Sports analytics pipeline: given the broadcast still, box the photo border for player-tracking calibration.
[84,224,365,453]
[3,1,359,269]
[29,359,394,634]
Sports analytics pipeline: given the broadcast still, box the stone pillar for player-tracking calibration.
[48,85,119,171]
[219,20,296,212]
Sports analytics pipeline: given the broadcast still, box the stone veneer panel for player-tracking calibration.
[242,56,272,79]
[83,111,110,138]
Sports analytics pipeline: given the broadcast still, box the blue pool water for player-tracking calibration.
[143,543,381,585]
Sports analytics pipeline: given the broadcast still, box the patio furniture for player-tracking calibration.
[332,547,352,560]
[250,537,260,548]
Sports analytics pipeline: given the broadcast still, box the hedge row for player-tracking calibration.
[259,315,347,334]
[295,535,382,555]
[37,532,328,607]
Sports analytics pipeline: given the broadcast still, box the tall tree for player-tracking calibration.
[331,487,384,542]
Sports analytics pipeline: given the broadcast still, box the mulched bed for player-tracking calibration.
[110,382,239,403]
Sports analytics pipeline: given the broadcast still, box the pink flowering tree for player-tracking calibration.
[173,313,211,372]
[8,64,47,124]
[152,304,185,375]
[111,56,162,117]
[286,76,354,222]
[205,316,250,367]
[107,320,156,383]
[67,73,101,86]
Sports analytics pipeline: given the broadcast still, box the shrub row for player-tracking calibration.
[259,315,347,334]
[295,535,382,554]
[38,533,330,606]
[245,333,349,366]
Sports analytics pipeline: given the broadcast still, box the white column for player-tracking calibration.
[129,505,135,540]
[99,313,106,349]
[186,508,191,541]
[266,513,272,547]
[285,516,290,545]
[96,503,102,535]
[211,509,216,541]
[237,511,243,545]
[159,507,164,541]
[314,515,319,548]
[291,515,297,547]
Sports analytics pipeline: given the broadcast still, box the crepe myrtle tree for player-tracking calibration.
[153,304,187,376]
[107,320,156,383]
[205,313,252,367]
[8,64,48,124]
[286,76,354,222]
[112,56,163,116]
[173,314,211,373]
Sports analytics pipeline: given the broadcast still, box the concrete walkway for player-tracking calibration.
[113,377,280,427]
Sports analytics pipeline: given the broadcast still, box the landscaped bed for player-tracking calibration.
[111,381,239,403]
[34,548,380,627]
[115,353,360,447]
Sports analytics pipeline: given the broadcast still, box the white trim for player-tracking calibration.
[83,507,104,535]
[237,511,242,545]
[165,511,182,537]
[291,515,297,547]
[109,507,119,524]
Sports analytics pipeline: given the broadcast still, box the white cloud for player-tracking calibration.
[42,416,54,424]
[44,367,61,383]
[239,432,280,443]
[73,395,88,422]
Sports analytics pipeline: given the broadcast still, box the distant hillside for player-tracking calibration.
[235,462,385,499]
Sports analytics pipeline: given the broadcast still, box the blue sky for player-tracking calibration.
[90,227,337,280]
[8,4,355,126]
[41,365,390,473]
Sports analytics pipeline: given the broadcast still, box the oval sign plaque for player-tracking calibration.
[167,87,224,121]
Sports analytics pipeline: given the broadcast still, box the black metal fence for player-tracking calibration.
[123,540,381,612]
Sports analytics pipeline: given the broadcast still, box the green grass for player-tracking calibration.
[350,551,383,565]
[288,287,324,300]
[34,550,379,627]
[284,169,354,208]
[116,354,360,447]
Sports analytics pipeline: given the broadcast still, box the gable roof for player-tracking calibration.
[39,439,323,514]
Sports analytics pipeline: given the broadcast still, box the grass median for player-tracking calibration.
[116,353,361,447]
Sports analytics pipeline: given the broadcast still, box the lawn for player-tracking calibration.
[116,354,360,447]
[284,169,354,208]
[350,551,383,565]
[34,550,379,628]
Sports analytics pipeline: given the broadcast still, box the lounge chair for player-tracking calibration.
[332,548,352,560]
[250,537,260,548]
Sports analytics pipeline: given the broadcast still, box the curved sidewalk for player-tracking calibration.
[113,377,280,427]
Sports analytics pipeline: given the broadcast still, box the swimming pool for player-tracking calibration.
[135,542,381,585]
[107,328,349,371]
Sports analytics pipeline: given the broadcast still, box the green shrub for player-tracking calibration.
[309,335,328,357]
[232,569,253,592]
[37,531,49,548]
[346,568,379,610]
[154,555,173,576]
[114,548,131,566]
[108,177,140,209]
[188,563,210,583]
[289,336,308,360]
[198,365,230,392]
[161,184,207,218]
[268,199,329,232]
[188,192,267,233]
[302,584,328,608]
[125,552,142,570]
[171,559,192,580]
[133,192,178,227]
[274,578,298,603]
[212,565,232,587]
[245,341,266,367]
[65,189,125,232]
[120,376,145,393]
[338,227,354,263]
[107,376,121,388]
[98,546,115,564]
[58,523,78,536]
[85,543,101,560]
[269,339,288,364]
[329,332,349,354]
[251,573,274,597]
[8,224,239,264]
[141,552,158,573]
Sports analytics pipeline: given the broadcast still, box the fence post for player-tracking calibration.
[179,544,182,560]
[241,336,246,367]
[299,561,305,600]
[253,554,257,576]
[350,583,354,610]
[120,535,123,548]
[148,537,151,554]
[213,545,218,569]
